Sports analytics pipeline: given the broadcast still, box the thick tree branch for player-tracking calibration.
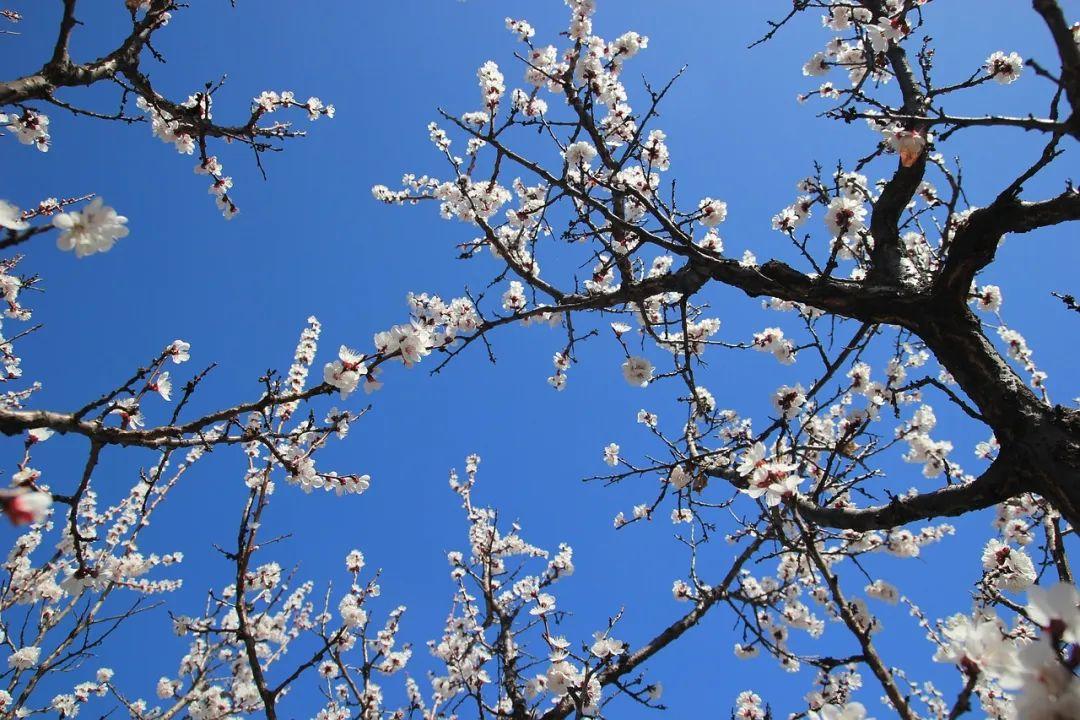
[50,0,79,67]
[935,186,1080,303]
[0,3,168,106]
[795,453,1021,531]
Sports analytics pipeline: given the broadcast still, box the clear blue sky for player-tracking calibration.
[4,0,1079,716]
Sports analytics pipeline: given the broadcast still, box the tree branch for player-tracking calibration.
[795,453,1021,531]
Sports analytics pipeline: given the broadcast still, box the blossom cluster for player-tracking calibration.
[934,583,1080,718]
[1,109,50,151]
[134,88,333,219]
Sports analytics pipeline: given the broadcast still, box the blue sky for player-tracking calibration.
[4,0,1079,716]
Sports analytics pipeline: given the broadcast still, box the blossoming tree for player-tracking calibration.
[1,0,1079,718]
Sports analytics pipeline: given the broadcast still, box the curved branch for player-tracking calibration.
[1032,0,1080,135]
[0,3,169,106]
[795,453,1021,531]
[936,186,1080,302]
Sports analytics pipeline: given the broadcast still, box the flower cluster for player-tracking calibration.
[985,51,1024,84]
[1,109,50,151]
[737,442,803,507]
[935,583,1080,718]
[52,198,129,257]
[751,327,797,364]
[132,88,333,218]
